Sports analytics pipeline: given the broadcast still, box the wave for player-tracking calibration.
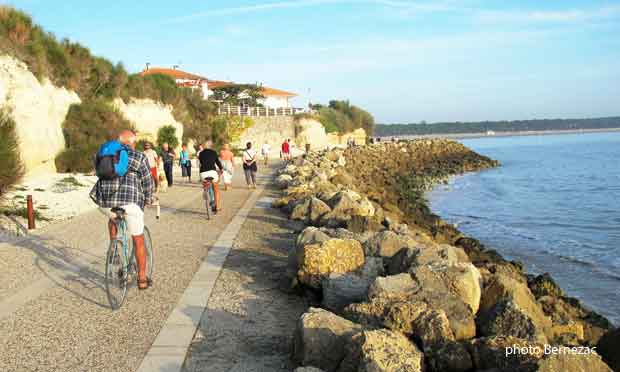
[526,250,620,282]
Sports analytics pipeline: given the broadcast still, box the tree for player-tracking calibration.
[182,89,217,145]
[210,84,265,106]
[157,125,179,150]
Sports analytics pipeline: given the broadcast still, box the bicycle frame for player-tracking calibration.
[114,216,134,271]
[202,179,215,203]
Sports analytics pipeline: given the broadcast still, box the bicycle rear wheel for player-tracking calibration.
[143,226,154,283]
[105,240,128,310]
[203,187,211,219]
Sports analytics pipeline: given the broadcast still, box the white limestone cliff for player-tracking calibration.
[0,55,80,176]
[113,97,184,151]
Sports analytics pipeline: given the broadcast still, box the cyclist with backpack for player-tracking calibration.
[90,130,154,290]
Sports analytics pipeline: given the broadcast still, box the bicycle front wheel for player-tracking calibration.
[105,240,128,310]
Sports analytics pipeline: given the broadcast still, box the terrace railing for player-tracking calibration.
[217,104,305,117]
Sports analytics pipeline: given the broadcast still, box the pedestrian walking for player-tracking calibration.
[161,143,175,187]
[219,143,235,190]
[261,142,271,165]
[243,142,258,189]
[180,144,192,183]
[143,142,159,188]
[281,139,291,162]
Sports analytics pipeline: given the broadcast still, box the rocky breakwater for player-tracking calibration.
[273,140,618,372]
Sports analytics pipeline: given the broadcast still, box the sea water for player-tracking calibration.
[428,131,620,325]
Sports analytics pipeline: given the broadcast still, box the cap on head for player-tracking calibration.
[118,130,137,145]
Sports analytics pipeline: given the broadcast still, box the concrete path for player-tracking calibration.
[182,185,307,372]
[0,167,271,372]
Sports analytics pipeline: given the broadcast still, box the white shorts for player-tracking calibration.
[100,204,144,236]
[200,170,219,183]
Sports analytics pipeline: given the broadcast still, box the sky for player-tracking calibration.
[6,0,620,123]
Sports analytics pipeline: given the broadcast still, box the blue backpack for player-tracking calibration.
[95,140,129,180]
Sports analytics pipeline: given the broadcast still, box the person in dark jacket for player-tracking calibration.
[198,141,224,213]
[161,143,175,187]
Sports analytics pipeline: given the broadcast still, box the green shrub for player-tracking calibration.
[157,125,179,150]
[0,109,24,197]
[309,100,375,134]
[57,176,84,187]
[55,99,132,172]
[1,205,50,221]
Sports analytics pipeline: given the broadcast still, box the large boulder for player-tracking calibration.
[355,329,425,372]
[295,367,325,372]
[368,274,419,301]
[363,231,415,258]
[293,308,362,372]
[323,273,374,314]
[289,227,331,280]
[290,197,333,226]
[477,299,548,343]
[468,336,544,371]
[425,341,473,372]
[356,197,375,217]
[411,262,482,314]
[528,272,565,299]
[320,192,361,227]
[480,274,552,341]
[420,289,477,341]
[276,174,293,189]
[535,352,612,372]
[297,239,365,289]
[537,295,610,346]
[383,301,429,336]
[291,198,312,221]
[411,309,456,350]
[343,297,394,328]
[309,197,332,226]
[346,215,384,234]
[597,328,620,372]
[297,227,332,249]
[386,248,418,275]
[322,257,385,312]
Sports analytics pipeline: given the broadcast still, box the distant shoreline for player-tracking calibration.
[377,127,620,140]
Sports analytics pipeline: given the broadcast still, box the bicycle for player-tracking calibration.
[202,177,215,219]
[104,207,153,310]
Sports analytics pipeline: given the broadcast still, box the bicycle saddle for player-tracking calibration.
[111,207,126,214]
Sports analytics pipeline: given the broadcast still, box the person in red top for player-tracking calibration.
[281,139,291,161]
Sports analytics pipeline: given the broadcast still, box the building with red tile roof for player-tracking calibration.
[140,66,296,108]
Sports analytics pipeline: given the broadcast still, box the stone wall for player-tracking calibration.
[233,115,367,154]
[233,116,297,153]
[0,55,80,176]
[327,128,367,147]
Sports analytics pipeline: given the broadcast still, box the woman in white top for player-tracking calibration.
[261,142,271,165]
[242,142,258,189]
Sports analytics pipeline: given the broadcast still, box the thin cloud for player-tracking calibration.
[165,0,457,23]
[477,5,620,24]
[166,0,346,23]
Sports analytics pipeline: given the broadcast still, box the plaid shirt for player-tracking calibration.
[90,149,154,209]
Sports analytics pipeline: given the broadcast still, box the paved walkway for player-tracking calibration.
[0,167,272,372]
[182,186,307,372]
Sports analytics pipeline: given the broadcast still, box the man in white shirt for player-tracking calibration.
[143,142,159,187]
[261,142,271,165]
